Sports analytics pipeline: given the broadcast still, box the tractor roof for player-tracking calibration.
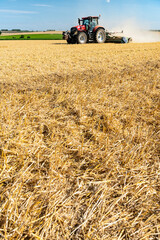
[82,16,99,20]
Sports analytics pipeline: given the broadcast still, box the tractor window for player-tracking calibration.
[92,18,98,25]
[83,19,90,26]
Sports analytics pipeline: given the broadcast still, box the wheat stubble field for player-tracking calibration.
[0,40,160,239]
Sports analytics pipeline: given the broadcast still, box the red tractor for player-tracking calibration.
[63,16,132,44]
[63,16,107,44]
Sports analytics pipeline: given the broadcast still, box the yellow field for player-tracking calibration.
[0,40,160,239]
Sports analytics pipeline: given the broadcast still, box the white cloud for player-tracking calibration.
[106,0,110,3]
[0,9,38,14]
[32,4,52,7]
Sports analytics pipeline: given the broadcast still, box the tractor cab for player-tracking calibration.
[78,16,99,32]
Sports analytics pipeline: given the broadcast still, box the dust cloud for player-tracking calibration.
[110,20,160,43]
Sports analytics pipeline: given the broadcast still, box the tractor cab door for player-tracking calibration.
[92,18,98,26]
[90,18,98,32]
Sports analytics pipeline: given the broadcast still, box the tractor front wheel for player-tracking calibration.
[95,28,106,43]
[77,32,88,44]
[67,38,76,44]
[67,39,72,44]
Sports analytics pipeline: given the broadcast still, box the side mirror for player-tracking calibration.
[78,18,80,25]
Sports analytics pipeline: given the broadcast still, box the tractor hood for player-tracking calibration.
[71,25,86,31]
[71,25,103,32]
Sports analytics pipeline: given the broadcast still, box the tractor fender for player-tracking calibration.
[93,26,105,32]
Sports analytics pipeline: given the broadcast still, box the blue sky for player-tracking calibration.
[0,0,160,30]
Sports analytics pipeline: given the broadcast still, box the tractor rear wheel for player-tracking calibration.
[77,32,88,44]
[95,28,106,43]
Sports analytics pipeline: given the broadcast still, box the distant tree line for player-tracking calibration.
[1,29,29,32]
[150,30,160,32]
[0,29,57,32]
